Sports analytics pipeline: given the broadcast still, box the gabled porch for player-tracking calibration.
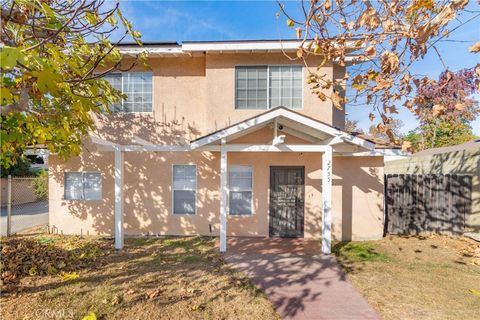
[189,107,375,254]
[91,107,398,253]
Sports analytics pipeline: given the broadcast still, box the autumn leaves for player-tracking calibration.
[279,0,478,145]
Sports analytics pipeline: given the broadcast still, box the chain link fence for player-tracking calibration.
[1,175,49,236]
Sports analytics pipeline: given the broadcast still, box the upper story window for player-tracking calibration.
[103,72,153,112]
[235,66,302,110]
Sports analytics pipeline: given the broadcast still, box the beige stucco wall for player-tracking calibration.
[47,52,384,240]
[203,53,345,133]
[49,140,384,241]
[332,157,385,240]
[229,126,311,145]
[91,53,346,147]
[49,147,115,235]
[93,56,207,146]
[385,148,480,231]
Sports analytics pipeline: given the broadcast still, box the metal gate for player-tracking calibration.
[269,166,305,238]
[385,174,472,235]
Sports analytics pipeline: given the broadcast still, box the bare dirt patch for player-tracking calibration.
[0,234,279,320]
[334,235,480,320]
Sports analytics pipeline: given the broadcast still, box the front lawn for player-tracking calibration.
[0,233,278,320]
[333,235,480,320]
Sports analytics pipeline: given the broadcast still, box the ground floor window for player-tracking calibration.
[64,172,102,200]
[173,165,197,214]
[228,165,253,215]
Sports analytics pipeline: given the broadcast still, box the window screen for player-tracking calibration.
[269,66,302,109]
[64,172,83,200]
[235,66,302,110]
[173,165,197,214]
[123,73,153,112]
[104,72,153,112]
[235,66,268,109]
[64,172,102,200]
[228,165,253,215]
[83,173,102,200]
[103,73,123,112]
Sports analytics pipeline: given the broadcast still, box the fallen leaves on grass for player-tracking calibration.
[28,266,38,276]
[111,295,123,306]
[124,288,135,295]
[458,242,480,256]
[191,302,207,311]
[469,289,480,297]
[336,236,480,320]
[59,271,79,281]
[82,312,97,320]
[102,294,123,306]
[145,288,163,300]
[0,235,110,290]
[182,287,201,295]
[0,236,279,320]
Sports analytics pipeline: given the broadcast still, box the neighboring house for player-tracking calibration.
[385,140,480,232]
[25,148,49,171]
[48,40,402,253]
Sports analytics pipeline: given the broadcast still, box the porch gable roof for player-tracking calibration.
[190,107,375,151]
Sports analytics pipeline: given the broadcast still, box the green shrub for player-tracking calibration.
[1,155,34,177]
[32,170,48,200]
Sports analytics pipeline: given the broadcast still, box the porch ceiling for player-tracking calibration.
[222,117,330,144]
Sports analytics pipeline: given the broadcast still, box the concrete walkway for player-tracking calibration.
[224,238,381,320]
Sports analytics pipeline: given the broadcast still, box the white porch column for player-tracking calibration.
[322,146,333,254]
[219,147,228,252]
[114,147,124,250]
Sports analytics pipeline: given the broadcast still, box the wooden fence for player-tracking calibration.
[385,174,472,235]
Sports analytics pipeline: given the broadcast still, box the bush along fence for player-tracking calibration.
[1,174,49,236]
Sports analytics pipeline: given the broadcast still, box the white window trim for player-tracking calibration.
[234,65,304,110]
[228,165,254,217]
[172,164,197,215]
[64,171,102,201]
[105,71,154,114]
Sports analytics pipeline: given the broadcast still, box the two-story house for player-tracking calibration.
[48,40,401,253]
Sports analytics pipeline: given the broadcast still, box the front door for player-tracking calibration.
[269,166,305,237]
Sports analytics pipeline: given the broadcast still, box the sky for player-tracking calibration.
[114,0,480,135]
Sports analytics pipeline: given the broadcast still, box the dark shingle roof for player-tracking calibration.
[117,41,179,46]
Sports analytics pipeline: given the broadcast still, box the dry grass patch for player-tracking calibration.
[334,235,480,320]
[0,234,278,320]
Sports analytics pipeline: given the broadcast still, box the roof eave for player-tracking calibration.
[118,46,186,57]
[115,39,363,56]
[190,107,375,151]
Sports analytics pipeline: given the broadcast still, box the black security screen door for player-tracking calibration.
[269,166,305,237]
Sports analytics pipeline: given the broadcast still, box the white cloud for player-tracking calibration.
[118,1,237,41]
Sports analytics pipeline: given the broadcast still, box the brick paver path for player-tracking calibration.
[224,238,381,320]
